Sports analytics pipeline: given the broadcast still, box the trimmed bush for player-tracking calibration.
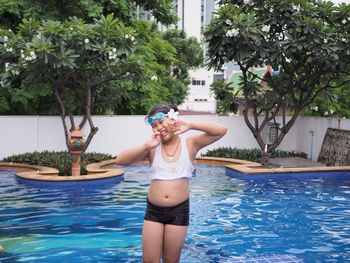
[2,151,113,176]
[202,147,307,163]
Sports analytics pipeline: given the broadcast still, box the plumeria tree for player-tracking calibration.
[0,15,161,151]
[1,19,203,154]
[0,0,184,117]
[204,0,350,153]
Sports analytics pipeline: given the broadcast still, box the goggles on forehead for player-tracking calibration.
[147,112,168,126]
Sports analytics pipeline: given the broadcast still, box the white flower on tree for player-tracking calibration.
[226,28,239,37]
[4,63,10,72]
[108,48,117,60]
[293,5,301,12]
[262,25,270,32]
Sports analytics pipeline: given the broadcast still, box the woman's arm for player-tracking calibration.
[115,133,161,166]
[174,119,227,154]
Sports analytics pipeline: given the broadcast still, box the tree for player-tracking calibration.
[0,9,204,157]
[86,28,204,114]
[0,0,177,29]
[210,79,239,115]
[89,21,181,115]
[160,30,204,105]
[0,1,204,116]
[204,0,350,153]
[1,15,142,151]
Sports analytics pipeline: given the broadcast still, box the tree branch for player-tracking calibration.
[54,86,70,149]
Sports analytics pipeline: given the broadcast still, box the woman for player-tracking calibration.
[115,104,227,263]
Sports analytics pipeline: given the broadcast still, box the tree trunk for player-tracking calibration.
[54,86,71,150]
[81,84,98,153]
[242,103,300,154]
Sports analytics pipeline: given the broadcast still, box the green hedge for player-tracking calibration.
[202,147,307,163]
[2,148,307,175]
[1,151,113,176]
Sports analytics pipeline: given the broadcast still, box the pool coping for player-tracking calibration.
[1,157,349,182]
[0,161,124,182]
[194,157,350,174]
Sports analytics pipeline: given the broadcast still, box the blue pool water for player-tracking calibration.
[1,165,350,262]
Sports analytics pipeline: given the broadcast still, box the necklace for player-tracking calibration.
[163,137,181,160]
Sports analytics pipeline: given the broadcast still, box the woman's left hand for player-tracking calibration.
[170,118,191,135]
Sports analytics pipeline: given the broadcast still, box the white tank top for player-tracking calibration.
[150,137,195,181]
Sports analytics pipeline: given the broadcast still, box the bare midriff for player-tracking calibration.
[147,179,189,207]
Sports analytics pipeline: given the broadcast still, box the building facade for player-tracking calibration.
[176,0,221,113]
[139,0,223,113]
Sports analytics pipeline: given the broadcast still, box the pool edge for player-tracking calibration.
[1,157,349,181]
[0,161,124,182]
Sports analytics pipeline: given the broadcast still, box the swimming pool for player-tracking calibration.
[1,165,350,262]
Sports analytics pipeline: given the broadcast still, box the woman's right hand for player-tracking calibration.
[145,132,161,149]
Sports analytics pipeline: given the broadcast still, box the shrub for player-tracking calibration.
[2,151,113,176]
[202,147,307,163]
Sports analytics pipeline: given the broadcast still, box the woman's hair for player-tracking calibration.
[146,104,179,119]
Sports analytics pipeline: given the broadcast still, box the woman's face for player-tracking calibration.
[151,117,175,142]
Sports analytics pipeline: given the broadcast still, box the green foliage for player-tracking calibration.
[1,15,137,116]
[210,79,239,115]
[2,151,112,176]
[204,0,350,151]
[202,146,307,163]
[0,16,203,115]
[134,0,177,26]
[161,30,204,78]
[301,79,350,118]
[0,0,177,30]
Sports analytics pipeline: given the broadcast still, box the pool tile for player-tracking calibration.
[225,255,303,263]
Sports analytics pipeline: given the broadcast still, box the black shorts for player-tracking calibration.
[144,198,190,226]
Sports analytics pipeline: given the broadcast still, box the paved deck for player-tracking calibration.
[269,157,326,168]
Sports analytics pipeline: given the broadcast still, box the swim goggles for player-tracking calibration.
[147,112,168,126]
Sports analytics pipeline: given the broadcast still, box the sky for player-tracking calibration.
[331,0,350,4]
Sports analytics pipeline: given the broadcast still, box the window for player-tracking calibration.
[213,74,224,82]
[192,79,206,86]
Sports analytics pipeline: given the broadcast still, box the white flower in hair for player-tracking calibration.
[167,109,179,120]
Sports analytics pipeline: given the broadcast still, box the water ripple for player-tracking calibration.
[1,165,350,262]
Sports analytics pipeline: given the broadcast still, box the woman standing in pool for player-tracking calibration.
[115,104,227,263]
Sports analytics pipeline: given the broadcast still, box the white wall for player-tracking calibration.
[294,117,350,160]
[0,115,349,161]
